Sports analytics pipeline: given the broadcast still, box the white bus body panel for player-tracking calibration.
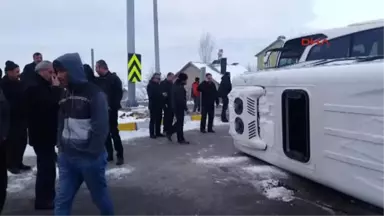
[229,61,384,208]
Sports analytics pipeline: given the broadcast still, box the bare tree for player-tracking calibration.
[246,63,257,72]
[198,32,215,63]
[145,66,156,82]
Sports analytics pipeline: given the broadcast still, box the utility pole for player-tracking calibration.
[153,0,161,74]
[126,0,137,107]
[91,48,95,71]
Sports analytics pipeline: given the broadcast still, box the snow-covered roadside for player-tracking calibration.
[23,117,229,157]
[193,155,294,203]
[14,118,228,194]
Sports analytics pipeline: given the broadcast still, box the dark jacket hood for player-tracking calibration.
[54,53,87,84]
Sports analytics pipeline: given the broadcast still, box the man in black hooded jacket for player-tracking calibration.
[160,72,174,134]
[166,73,189,144]
[0,87,9,214]
[218,72,232,122]
[95,60,124,165]
[147,73,164,138]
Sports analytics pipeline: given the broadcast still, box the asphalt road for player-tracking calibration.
[2,126,383,215]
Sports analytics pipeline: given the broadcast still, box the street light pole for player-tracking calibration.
[126,0,137,107]
[153,0,161,74]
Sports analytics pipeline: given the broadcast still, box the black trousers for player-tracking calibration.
[221,96,229,121]
[0,144,7,214]
[201,104,215,131]
[149,106,162,136]
[105,110,124,159]
[33,144,56,205]
[6,124,27,169]
[162,106,174,133]
[169,111,185,142]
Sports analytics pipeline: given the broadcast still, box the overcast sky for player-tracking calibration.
[0,0,383,83]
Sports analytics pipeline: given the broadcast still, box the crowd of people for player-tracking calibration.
[0,52,124,215]
[146,70,232,144]
[0,51,233,215]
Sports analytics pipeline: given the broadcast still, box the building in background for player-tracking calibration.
[176,61,247,100]
[255,35,285,70]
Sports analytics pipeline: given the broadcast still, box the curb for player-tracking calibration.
[118,114,202,131]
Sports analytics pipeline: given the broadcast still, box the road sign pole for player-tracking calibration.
[126,0,138,107]
[153,0,161,74]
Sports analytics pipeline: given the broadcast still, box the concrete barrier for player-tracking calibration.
[118,114,202,131]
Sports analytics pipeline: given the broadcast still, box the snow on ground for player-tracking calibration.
[24,117,229,157]
[118,109,148,124]
[105,166,135,180]
[193,156,249,165]
[193,155,294,202]
[7,165,135,194]
[120,117,228,142]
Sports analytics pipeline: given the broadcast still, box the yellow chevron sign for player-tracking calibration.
[128,53,142,83]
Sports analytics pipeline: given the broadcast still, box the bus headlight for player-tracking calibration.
[235,117,244,134]
[234,97,243,115]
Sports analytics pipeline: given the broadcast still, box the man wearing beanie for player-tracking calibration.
[166,72,190,144]
[1,61,31,174]
[53,53,114,215]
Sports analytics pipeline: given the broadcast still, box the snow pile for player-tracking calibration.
[254,179,294,202]
[118,110,148,124]
[7,167,36,193]
[194,156,249,165]
[106,166,135,180]
[122,81,148,102]
[242,165,294,202]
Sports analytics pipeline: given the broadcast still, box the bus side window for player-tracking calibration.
[351,27,384,57]
[306,35,351,61]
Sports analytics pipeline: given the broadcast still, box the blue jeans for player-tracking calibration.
[54,152,114,215]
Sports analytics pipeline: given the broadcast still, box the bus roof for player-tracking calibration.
[288,19,384,41]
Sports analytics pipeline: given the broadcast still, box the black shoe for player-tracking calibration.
[208,130,215,133]
[221,119,229,123]
[8,168,21,174]
[166,133,173,142]
[116,157,124,166]
[20,164,32,171]
[157,134,165,137]
[35,202,54,210]
[200,130,206,133]
[178,140,190,144]
[150,135,156,139]
[107,156,114,162]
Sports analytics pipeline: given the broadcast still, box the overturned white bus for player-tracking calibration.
[228,56,384,208]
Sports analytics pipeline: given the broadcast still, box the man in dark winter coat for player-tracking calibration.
[166,73,189,144]
[198,73,219,133]
[95,60,124,165]
[53,53,114,215]
[26,60,62,210]
[1,61,31,174]
[147,73,164,138]
[160,72,174,134]
[0,87,9,215]
[20,52,43,89]
[218,72,232,122]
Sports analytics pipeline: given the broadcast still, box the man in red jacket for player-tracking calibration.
[191,77,200,112]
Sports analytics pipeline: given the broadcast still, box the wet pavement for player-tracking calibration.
[3,126,383,215]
